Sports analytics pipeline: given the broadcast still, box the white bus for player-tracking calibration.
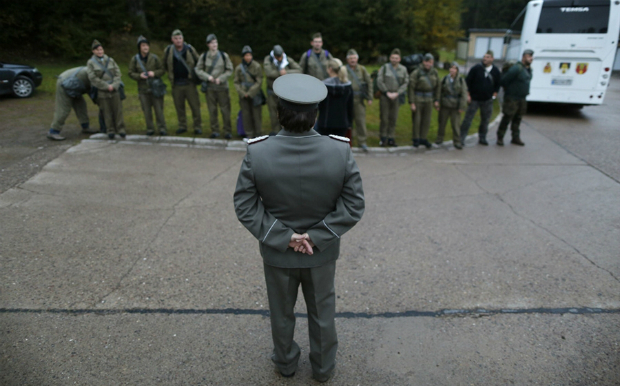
[506,0,620,106]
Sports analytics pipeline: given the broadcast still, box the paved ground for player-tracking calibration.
[1,78,619,385]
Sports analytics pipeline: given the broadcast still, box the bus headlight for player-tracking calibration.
[601,81,606,86]
[602,74,609,79]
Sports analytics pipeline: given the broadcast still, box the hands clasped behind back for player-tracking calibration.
[288,233,315,255]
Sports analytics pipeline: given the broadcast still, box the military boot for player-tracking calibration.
[379,137,387,147]
[511,137,525,146]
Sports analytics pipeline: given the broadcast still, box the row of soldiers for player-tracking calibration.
[47,31,532,149]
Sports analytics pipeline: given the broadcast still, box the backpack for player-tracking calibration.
[370,67,385,99]
[61,67,86,98]
[502,60,518,75]
[303,49,330,76]
[165,44,201,85]
[401,54,424,74]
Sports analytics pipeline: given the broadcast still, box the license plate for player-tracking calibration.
[551,78,572,86]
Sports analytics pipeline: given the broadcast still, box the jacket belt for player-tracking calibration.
[415,91,433,97]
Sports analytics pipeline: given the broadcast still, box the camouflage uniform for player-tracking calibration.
[195,49,234,136]
[408,64,439,143]
[234,53,264,138]
[436,74,468,146]
[376,62,408,141]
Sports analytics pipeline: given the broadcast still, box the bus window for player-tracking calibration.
[536,4,610,33]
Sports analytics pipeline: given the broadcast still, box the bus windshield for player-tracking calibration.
[536,3,610,33]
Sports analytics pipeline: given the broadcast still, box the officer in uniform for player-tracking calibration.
[233,45,264,139]
[299,33,333,80]
[408,53,439,148]
[233,74,365,382]
[376,48,408,147]
[345,48,373,151]
[128,35,167,136]
[195,34,234,138]
[263,45,301,135]
[47,66,98,141]
[497,49,534,146]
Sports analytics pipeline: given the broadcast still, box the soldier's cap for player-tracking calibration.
[346,49,358,57]
[423,53,434,61]
[137,35,149,49]
[523,49,534,56]
[312,32,322,40]
[273,45,284,57]
[390,48,401,57]
[486,50,494,57]
[241,45,252,55]
[273,74,327,112]
[91,39,102,50]
[171,29,183,37]
[206,34,217,44]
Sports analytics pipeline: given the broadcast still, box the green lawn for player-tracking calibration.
[36,62,499,147]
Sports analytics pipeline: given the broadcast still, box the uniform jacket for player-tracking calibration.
[263,54,301,90]
[299,49,332,80]
[465,63,501,102]
[346,64,373,101]
[233,60,263,99]
[86,55,122,99]
[501,62,532,100]
[437,74,468,110]
[162,43,200,84]
[318,77,354,130]
[234,129,365,268]
[195,50,234,91]
[408,64,439,103]
[58,67,91,95]
[376,63,408,95]
[128,53,165,93]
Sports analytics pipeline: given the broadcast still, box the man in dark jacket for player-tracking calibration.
[497,49,534,146]
[459,50,501,146]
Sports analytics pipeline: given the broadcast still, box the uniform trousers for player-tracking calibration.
[437,107,462,145]
[497,97,527,139]
[263,261,337,382]
[206,88,232,135]
[138,92,167,133]
[172,83,202,132]
[98,91,125,135]
[412,101,432,140]
[352,96,368,146]
[239,97,262,138]
[51,79,89,132]
[379,94,399,139]
[460,98,493,143]
[267,91,280,134]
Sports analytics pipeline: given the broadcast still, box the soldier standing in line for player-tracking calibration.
[376,48,408,147]
[408,53,439,149]
[263,45,301,135]
[47,66,98,141]
[162,29,202,135]
[234,74,364,383]
[195,34,234,139]
[436,62,468,149]
[234,46,264,139]
[86,40,126,140]
[299,33,333,81]
[128,35,167,136]
[345,49,373,151]
[497,49,534,146]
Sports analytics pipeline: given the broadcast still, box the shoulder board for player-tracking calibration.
[328,135,350,143]
[247,135,269,145]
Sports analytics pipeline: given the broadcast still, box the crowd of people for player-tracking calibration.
[47,31,534,149]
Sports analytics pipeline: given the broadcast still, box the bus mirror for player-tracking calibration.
[504,36,512,44]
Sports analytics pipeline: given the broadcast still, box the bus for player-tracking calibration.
[505,0,620,106]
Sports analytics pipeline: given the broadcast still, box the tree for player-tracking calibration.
[401,0,464,54]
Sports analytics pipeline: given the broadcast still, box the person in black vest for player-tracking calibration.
[459,50,500,146]
[317,59,353,138]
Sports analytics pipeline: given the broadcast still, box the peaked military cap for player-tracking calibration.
[273,45,284,57]
[523,49,534,56]
[273,74,327,112]
[241,45,252,55]
[391,48,401,56]
[206,34,217,44]
[423,52,434,61]
[171,29,183,37]
[346,49,358,57]
[137,35,149,49]
[91,39,102,50]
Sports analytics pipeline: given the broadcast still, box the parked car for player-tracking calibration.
[0,61,43,98]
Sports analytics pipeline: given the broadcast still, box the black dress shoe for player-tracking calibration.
[224,133,232,139]
[412,139,419,148]
[281,371,295,378]
[478,138,488,145]
[387,138,397,147]
[119,133,126,138]
[108,133,115,140]
[210,132,220,138]
[146,130,154,136]
[176,128,187,134]
[422,139,432,149]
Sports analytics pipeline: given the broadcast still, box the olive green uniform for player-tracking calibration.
[498,62,532,140]
[436,74,468,145]
[195,50,234,135]
[408,65,439,141]
[163,44,202,132]
[299,49,332,80]
[346,64,373,147]
[263,54,301,133]
[234,130,365,381]
[128,53,167,134]
[234,60,264,138]
[86,55,126,135]
[376,63,408,139]
[51,67,91,132]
